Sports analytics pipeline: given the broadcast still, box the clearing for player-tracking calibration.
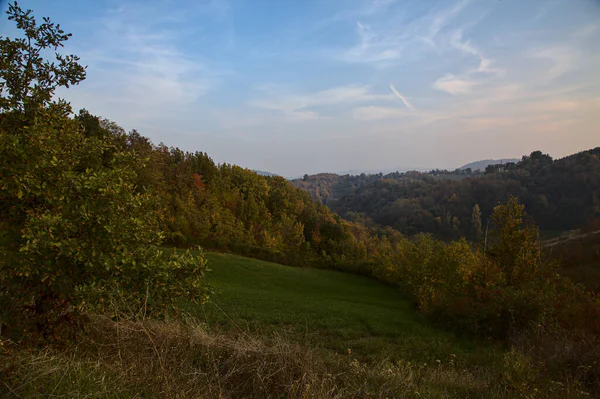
[192,252,498,367]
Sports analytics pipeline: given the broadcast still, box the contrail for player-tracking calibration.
[389,83,416,112]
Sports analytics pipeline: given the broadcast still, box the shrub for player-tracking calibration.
[0,3,210,342]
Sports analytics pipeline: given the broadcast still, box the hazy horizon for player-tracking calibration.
[1,0,598,176]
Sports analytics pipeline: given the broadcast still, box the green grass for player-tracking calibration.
[191,252,499,367]
[1,252,517,398]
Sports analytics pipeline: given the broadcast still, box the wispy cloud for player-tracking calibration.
[448,29,500,74]
[433,74,477,95]
[330,0,474,68]
[424,0,470,43]
[250,84,394,121]
[60,0,234,129]
[309,0,397,33]
[337,21,402,65]
[389,84,416,111]
[35,0,600,175]
[352,106,437,125]
[427,26,501,98]
[353,106,407,120]
[532,46,582,81]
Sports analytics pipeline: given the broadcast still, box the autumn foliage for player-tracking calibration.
[0,3,210,342]
[1,2,599,394]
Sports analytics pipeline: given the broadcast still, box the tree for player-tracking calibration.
[486,196,544,285]
[0,3,209,341]
[0,2,86,114]
[471,204,483,240]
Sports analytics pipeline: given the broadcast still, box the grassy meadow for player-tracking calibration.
[196,252,498,367]
[2,252,530,399]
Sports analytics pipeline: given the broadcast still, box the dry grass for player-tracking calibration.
[2,250,597,398]
[1,316,512,399]
[510,329,600,398]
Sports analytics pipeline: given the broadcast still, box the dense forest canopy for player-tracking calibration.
[293,149,600,240]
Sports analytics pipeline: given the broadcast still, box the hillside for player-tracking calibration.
[292,149,600,240]
[2,4,600,398]
[459,158,520,171]
[543,224,600,292]
[3,253,506,397]
[198,252,492,362]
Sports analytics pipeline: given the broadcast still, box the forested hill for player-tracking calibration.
[459,158,520,171]
[292,149,600,240]
[74,112,381,272]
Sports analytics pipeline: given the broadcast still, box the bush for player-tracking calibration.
[0,3,210,342]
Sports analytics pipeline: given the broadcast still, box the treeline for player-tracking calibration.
[85,115,600,336]
[0,0,392,341]
[369,199,600,393]
[78,112,379,272]
[293,149,600,240]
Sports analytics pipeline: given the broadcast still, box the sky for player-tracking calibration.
[1,0,599,177]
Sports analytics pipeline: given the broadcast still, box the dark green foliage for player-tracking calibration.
[0,3,209,342]
[293,149,600,240]
[0,2,86,114]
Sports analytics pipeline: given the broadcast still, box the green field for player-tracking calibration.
[2,252,510,398]
[193,252,498,367]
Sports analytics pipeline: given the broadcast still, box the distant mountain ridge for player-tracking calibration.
[253,170,278,177]
[459,158,520,171]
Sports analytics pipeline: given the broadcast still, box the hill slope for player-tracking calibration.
[292,148,600,240]
[196,252,497,364]
[5,253,508,398]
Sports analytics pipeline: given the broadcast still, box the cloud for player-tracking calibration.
[353,106,413,120]
[433,74,477,95]
[426,27,501,101]
[329,0,475,68]
[532,46,581,81]
[337,21,402,65]
[58,1,233,129]
[309,0,397,33]
[389,84,416,112]
[250,84,394,121]
[40,0,600,175]
[448,29,500,75]
[426,0,470,42]
[353,106,405,120]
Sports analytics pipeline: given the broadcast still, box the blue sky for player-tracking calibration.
[1,0,599,176]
